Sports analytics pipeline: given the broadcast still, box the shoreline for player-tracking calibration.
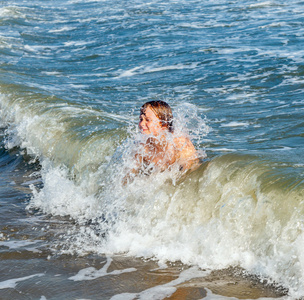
[0,251,288,299]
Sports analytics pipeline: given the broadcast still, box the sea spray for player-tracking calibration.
[100,154,304,297]
[55,153,304,297]
[2,93,304,296]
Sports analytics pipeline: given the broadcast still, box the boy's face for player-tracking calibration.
[139,106,163,136]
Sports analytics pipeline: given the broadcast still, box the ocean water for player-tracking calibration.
[0,0,303,299]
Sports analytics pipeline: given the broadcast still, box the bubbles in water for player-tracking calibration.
[174,102,209,145]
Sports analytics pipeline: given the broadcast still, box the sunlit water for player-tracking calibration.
[0,0,303,299]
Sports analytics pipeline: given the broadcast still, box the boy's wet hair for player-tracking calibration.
[141,100,174,133]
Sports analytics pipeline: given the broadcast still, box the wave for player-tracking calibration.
[0,90,304,298]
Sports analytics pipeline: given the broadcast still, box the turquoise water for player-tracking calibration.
[0,0,304,298]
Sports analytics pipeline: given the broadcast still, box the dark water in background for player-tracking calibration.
[0,0,304,298]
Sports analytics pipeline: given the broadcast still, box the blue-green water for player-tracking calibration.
[0,0,303,298]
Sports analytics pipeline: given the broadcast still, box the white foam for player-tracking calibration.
[279,77,304,86]
[146,62,199,73]
[64,41,90,47]
[69,256,136,281]
[40,71,62,76]
[221,121,250,128]
[269,146,293,151]
[217,47,255,55]
[249,1,278,8]
[208,148,236,152]
[259,22,290,29]
[0,274,44,289]
[110,267,210,300]
[116,63,199,78]
[257,48,304,63]
[49,26,76,33]
[0,6,27,19]
[28,161,100,220]
[68,83,89,89]
[179,22,205,29]
[0,240,43,252]
[24,45,60,53]
[116,66,143,78]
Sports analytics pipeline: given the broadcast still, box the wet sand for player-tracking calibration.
[0,250,287,300]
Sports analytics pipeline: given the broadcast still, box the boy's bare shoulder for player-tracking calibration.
[173,135,194,150]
